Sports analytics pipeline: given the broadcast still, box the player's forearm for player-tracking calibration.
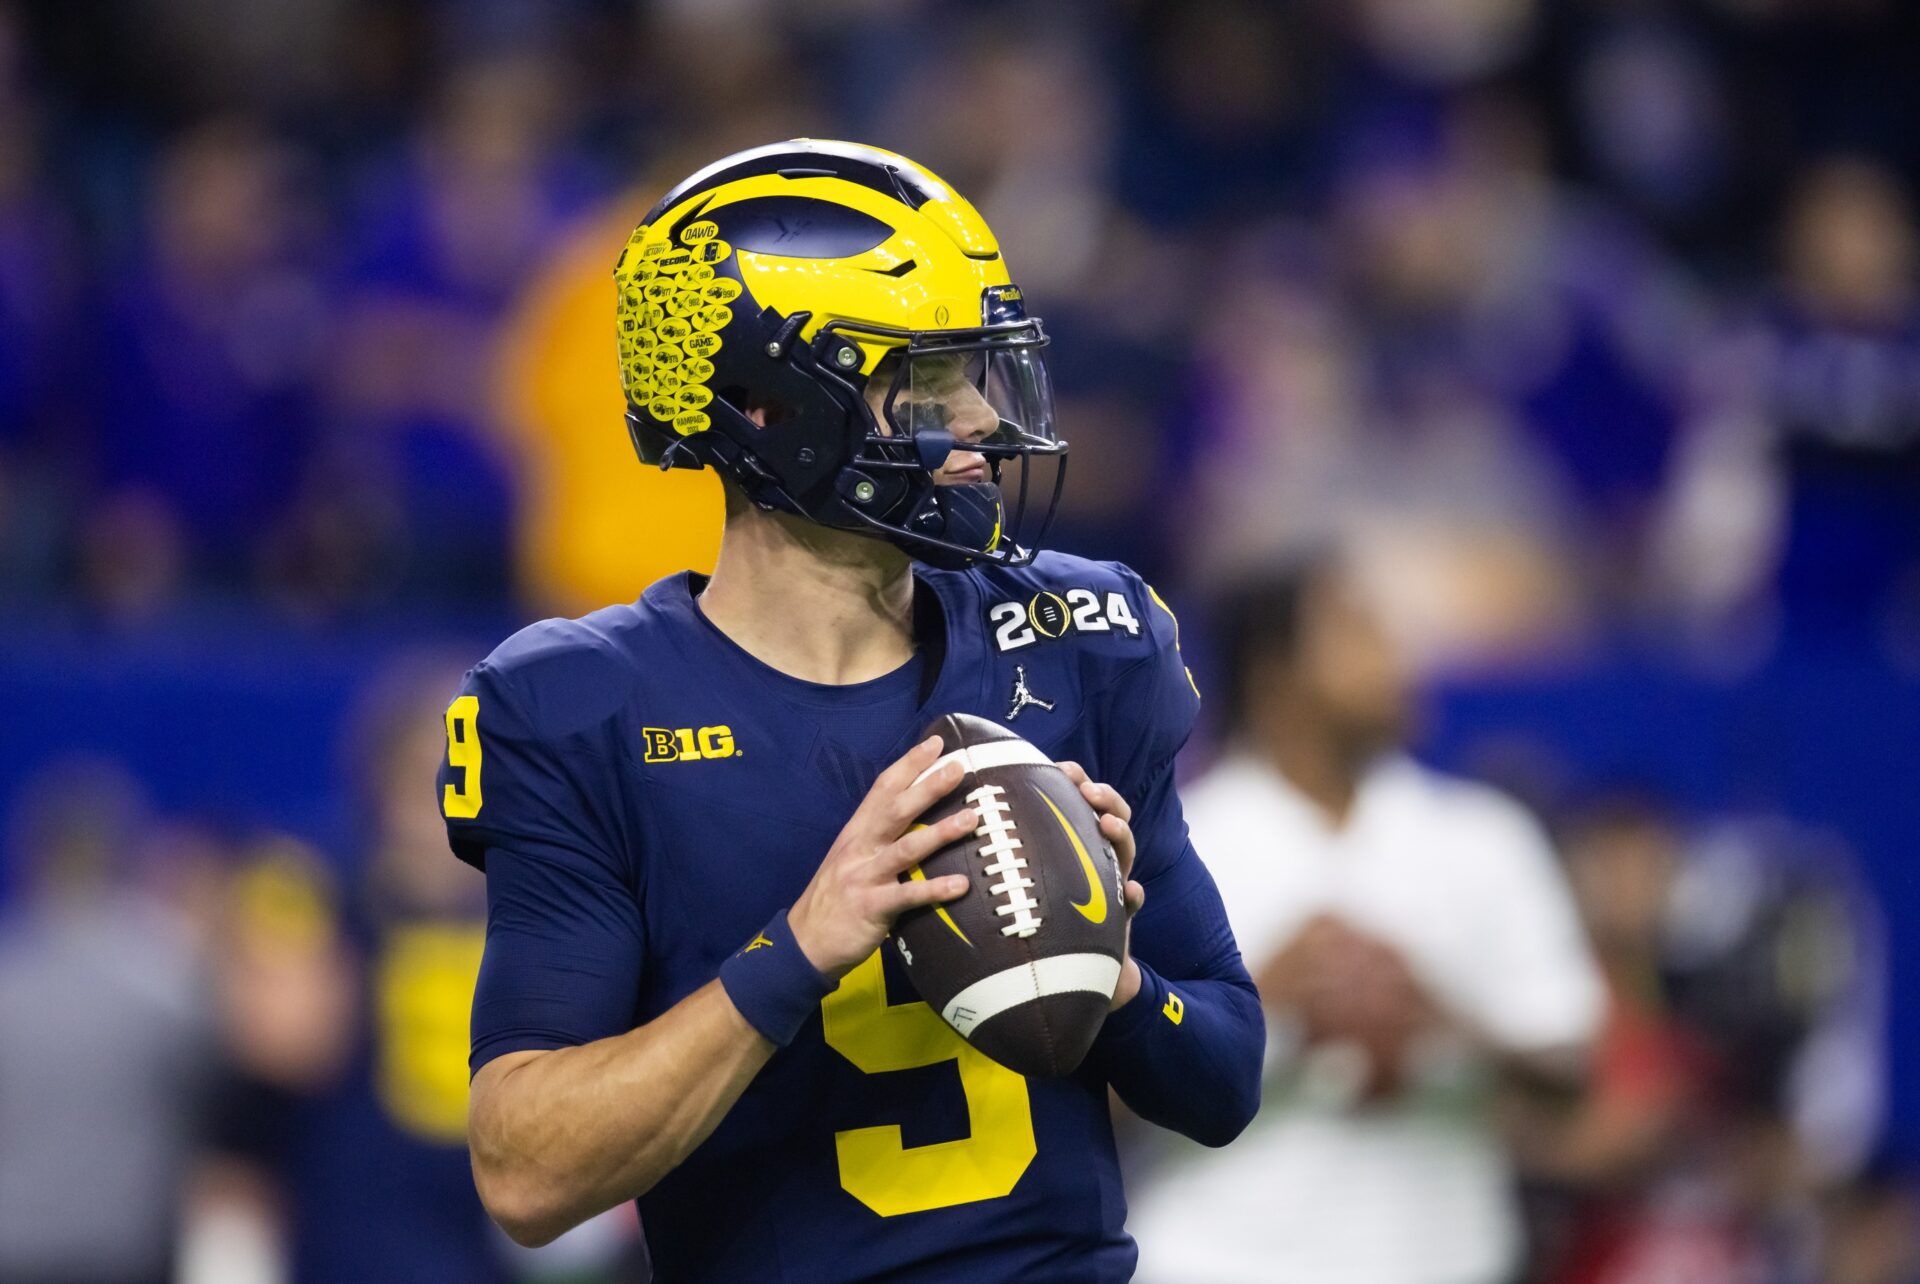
[1425,994,1594,1106]
[1090,961,1264,1146]
[1494,1042,1592,1106]
[468,979,773,1247]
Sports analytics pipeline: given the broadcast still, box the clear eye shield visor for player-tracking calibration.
[818,316,1067,567]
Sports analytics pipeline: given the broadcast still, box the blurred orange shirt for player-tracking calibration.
[497,198,722,617]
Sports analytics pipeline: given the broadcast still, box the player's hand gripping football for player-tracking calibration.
[789,737,979,980]
[1057,761,1146,1010]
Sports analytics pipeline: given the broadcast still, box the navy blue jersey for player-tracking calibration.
[439,551,1262,1282]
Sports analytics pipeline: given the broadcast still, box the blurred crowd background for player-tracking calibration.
[1,0,1917,1280]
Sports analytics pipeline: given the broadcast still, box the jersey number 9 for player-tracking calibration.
[443,695,483,818]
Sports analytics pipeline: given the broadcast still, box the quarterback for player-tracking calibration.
[439,140,1263,1281]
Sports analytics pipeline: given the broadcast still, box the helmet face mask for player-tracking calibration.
[614,140,1068,569]
[834,317,1064,568]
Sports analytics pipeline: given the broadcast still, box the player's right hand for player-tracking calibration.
[788,735,977,979]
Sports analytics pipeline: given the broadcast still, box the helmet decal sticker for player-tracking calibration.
[617,217,734,436]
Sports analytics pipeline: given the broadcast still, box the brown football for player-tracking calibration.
[892,712,1128,1078]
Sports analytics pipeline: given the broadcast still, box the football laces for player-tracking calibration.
[967,783,1041,937]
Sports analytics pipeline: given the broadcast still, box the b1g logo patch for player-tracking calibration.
[642,725,739,763]
[988,589,1141,652]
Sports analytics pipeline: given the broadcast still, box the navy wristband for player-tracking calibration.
[719,909,835,1047]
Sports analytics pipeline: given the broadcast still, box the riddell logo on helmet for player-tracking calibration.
[642,726,739,763]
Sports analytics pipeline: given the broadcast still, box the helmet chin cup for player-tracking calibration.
[880,480,1005,570]
[933,481,1004,553]
[823,462,1008,569]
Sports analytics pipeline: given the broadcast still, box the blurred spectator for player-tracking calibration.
[1113,0,1321,229]
[83,118,329,619]
[1524,798,1739,1284]
[1763,160,1920,644]
[205,658,637,1282]
[0,1,87,599]
[115,0,353,119]
[1524,798,1697,1189]
[1347,0,1535,86]
[1562,10,1733,244]
[0,761,218,1284]
[1528,802,1888,1284]
[1668,818,1886,1187]
[1662,157,1920,649]
[313,52,609,613]
[1192,98,1704,656]
[1820,1158,1920,1284]
[1128,554,1603,1284]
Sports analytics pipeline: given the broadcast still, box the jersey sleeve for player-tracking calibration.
[438,659,631,873]
[1085,572,1264,1145]
[438,659,647,1073]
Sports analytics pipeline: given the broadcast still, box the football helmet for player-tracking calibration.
[614,139,1065,568]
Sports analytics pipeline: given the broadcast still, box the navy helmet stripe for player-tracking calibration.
[711,196,893,259]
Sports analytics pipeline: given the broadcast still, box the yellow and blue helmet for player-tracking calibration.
[614,139,1065,568]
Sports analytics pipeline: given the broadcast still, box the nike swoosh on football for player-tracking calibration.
[908,824,972,946]
[1038,790,1107,925]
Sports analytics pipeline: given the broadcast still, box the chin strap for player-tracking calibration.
[656,437,701,471]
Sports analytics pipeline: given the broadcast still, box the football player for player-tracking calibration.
[440,140,1263,1281]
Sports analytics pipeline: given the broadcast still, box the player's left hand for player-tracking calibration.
[1057,761,1144,1010]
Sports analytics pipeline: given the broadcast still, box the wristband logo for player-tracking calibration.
[642,724,739,763]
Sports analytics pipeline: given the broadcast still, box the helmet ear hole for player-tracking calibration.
[726,387,789,429]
